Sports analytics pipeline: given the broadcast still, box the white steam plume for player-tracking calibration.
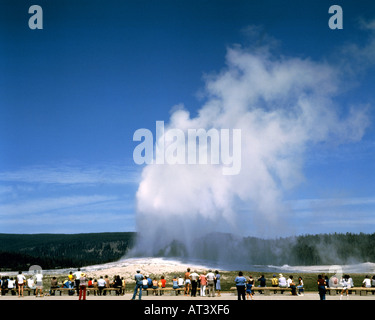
[131,37,370,259]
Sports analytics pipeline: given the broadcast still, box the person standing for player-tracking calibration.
[34,270,44,297]
[184,268,191,296]
[79,272,88,300]
[215,270,221,297]
[246,275,254,300]
[17,271,26,298]
[73,268,81,296]
[190,270,199,297]
[131,270,144,300]
[235,271,246,300]
[317,274,327,300]
[199,272,207,297]
[206,270,216,297]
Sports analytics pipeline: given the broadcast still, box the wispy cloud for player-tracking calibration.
[0,164,140,185]
[339,18,375,75]
[0,163,139,233]
[0,210,136,233]
[0,195,117,216]
[287,197,375,211]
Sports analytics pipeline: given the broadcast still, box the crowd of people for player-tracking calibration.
[0,269,126,300]
[131,268,222,300]
[52,269,126,300]
[0,270,43,298]
[234,272,306,300]
[234,272,375,300]
[316,273,371,300]
[2,268,375,300]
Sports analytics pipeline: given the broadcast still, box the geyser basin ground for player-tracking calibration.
[32,257,375,280]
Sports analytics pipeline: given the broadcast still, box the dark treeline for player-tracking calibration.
[166,232,375,266]
[242,232,375,265]
[1,232,374,271]
[0,232,135,271]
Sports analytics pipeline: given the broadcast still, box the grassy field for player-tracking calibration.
[36,270,373,293]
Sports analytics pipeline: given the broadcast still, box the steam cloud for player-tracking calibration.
[131,32,370,261]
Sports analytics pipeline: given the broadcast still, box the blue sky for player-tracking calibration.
[0,0,375,236]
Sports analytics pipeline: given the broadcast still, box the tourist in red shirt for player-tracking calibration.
[199,272,207,297]
[160,276,166,288]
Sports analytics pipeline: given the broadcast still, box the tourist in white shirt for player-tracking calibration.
[340,275,352,300]
[190,271,199,297]
[297,277,304,296]
[27,277,36,289]
[278,274,287,287]
[363,275,371,288]
[178,276,184,288]
[17,271,26,297]
[34,271,44,297]
[27,277,36,295]
[206,270,216,297]
[348,276,354,288]
[97,276,106,296]
[73,268,82,296]
[8,278,15,290]
[286,276,293,287]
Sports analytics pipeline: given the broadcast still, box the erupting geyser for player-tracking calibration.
[130,40,369,264]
